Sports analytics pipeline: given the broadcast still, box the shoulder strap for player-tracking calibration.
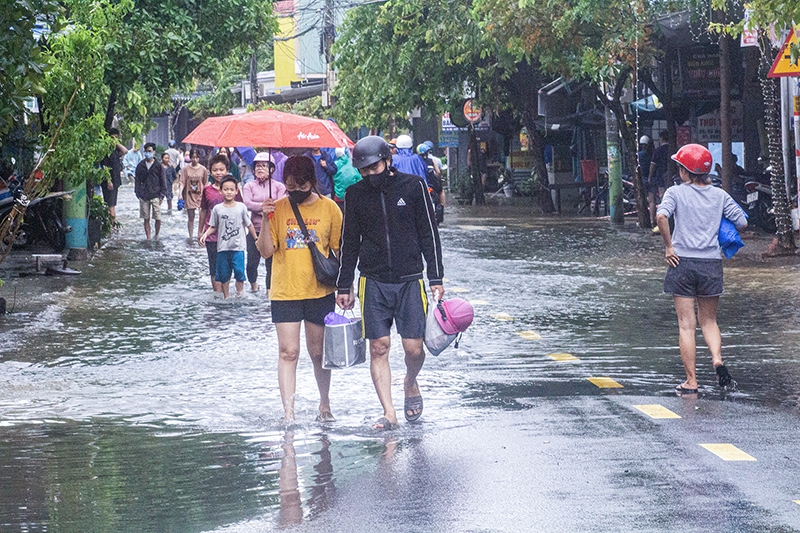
[289,199,310,241]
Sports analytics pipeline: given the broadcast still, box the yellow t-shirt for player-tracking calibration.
[268,195,343,301]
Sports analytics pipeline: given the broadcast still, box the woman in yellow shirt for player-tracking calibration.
[256,156,343,425]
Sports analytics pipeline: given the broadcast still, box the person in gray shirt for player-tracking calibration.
[655,144,747,395]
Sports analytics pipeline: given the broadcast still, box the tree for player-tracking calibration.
[333,0,558,208]
[476,0,654,227]
[0,1,61,137]
[58,0,276,138]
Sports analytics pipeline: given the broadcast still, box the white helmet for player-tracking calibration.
[396,134,413,149]
[335,147,346,158]
[639,135,650,145]
[253,152,276,165]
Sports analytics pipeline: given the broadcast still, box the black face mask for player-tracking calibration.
[288,189,312,204]
[368,166,391,189]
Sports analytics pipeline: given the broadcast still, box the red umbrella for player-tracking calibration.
[183,109,353,149]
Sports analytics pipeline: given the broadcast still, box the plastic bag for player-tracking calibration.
[719,216,745,259]
[424,297,458,356]
[323,312,366,369]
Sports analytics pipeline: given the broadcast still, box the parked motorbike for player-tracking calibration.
[0,172,71,253]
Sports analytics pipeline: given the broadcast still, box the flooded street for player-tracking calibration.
[2,185,800,532]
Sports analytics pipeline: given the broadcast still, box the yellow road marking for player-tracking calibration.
[458,225,490,231]
[794,500,800,506]
[633,404,681,419]
[587,377,623,388]
[492,313,514,321]
[442,278,449,282]
[450,287,469,293]
[547,352,578,361]
[469,299,489,305]
[517,330,542,340]
[699,444,757,461]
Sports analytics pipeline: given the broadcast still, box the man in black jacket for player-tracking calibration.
[134,142,168,240]
[336,136,444,430]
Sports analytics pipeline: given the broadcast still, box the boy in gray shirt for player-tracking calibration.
[200,176,257,298]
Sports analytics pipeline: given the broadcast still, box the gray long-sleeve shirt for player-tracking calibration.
[657,182,747,259]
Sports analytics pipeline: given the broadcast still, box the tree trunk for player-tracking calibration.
[719,32,733,193]
[600,66,649,228]
[521,112,554,213]
[759,33,796,255]
[104,87,117,132]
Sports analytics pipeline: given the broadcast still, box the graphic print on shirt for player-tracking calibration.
[219,214,241,244]
[284,226,318,249]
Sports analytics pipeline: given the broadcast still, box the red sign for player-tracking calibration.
[463,99,482,123]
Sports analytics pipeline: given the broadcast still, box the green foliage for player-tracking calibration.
[332,0,482,130]
[88,195,120,237]
[39,23,113,190]
[0,0,62,136]
[87,0,277,132]
[253,97,326,119]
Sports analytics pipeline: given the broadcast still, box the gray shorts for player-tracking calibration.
[359,276,428,339]
[664,257,723,298]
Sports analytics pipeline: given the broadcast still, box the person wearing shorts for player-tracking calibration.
[656,143,747,395]
[100,127,127,224]
[199,175,256,299]
[336,136,444,430]
[256,156,343,426]
[134,142,168,240]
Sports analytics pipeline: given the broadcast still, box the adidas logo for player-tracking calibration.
[397,198,406,206]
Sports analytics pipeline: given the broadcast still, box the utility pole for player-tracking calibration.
[322,0,336,107]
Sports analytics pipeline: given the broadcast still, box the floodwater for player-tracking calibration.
[1,186,800,532]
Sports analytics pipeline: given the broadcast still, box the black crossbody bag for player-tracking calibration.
[289,199,340,287]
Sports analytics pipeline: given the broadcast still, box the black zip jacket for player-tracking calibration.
[337,168,443,293]
[134,159,167,201]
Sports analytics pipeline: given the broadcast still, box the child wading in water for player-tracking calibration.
[199,155,243,292]
[199,175,257,298]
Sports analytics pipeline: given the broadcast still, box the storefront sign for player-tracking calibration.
[695,102,744,142]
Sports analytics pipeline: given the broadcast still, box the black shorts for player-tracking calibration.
[359,277,428,339]
[102,184,119,207]
[205,241,218,277]
[664,257,723,298]
[271,293,335,325]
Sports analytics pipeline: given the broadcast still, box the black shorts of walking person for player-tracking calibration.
[359,277,428,339]
[271,293,336,326]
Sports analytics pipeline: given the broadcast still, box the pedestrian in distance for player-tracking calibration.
[180,148,208,240]
[160,152,177,211]
[199,154,243,293]
[100,127,128,224]
[199,175,257,299]
[337,136,444,430]
[303,147,336,198]
[649,130,670,233]
[655,143,747,395]
[256,156,343,426]
[331,146,362,211]
[390,134,428,181]
[166,140,183,173]
[123,142,142,185]
[134,142,168,240]
[243,152,287,294]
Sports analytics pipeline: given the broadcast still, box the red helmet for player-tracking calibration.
[671,144,712,174]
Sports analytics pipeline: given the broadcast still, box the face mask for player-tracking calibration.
[288,189,312,204]
[144,152,155,160]
[368,166,390,189]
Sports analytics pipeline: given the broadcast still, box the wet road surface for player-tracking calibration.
[1,185,800,532]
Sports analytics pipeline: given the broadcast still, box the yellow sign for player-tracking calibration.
[768,29,800,78]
